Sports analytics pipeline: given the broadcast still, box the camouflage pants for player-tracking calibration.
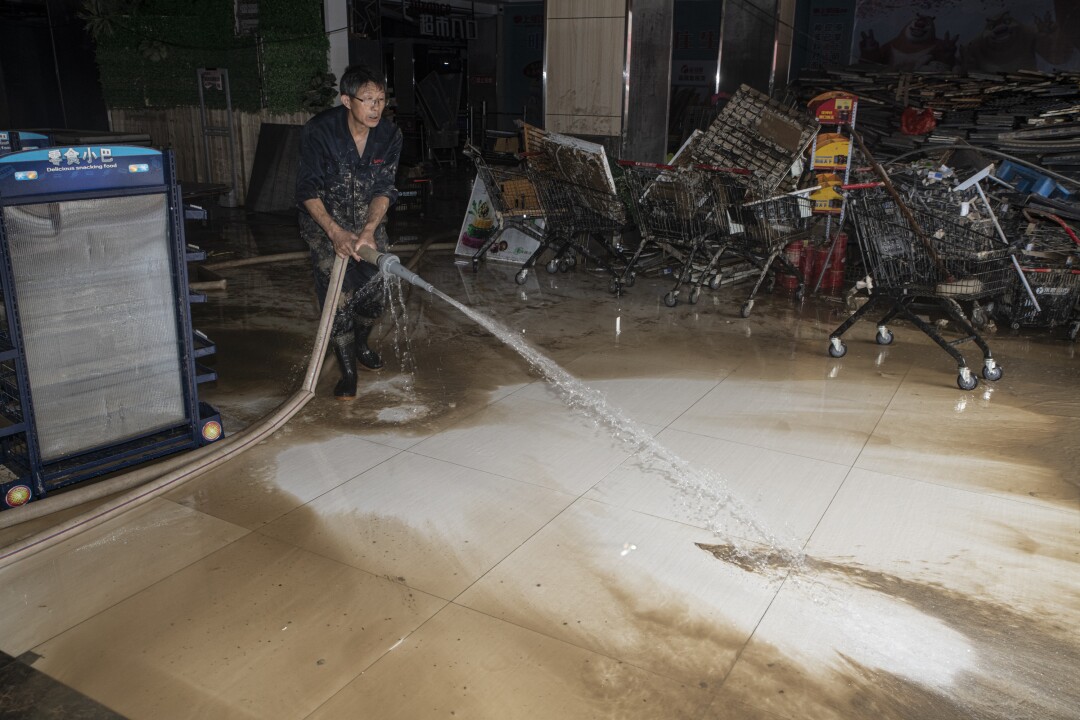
[302,220,390,346]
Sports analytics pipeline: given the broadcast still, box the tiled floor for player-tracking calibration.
[0,232,1077,719]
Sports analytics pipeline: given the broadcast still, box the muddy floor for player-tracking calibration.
[0,184,1077,719]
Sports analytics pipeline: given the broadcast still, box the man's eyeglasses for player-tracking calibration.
[351,96,386,109]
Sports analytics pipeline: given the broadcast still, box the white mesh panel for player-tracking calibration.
[3,194,187,461]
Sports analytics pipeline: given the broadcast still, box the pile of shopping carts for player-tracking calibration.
[463,86,821,317]
[459,89,1079,389]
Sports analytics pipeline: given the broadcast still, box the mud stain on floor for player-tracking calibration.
[697,542,1080,720]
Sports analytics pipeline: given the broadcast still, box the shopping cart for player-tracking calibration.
[514,147,630,286]
[827,183,1013,390]
[462,143,545,269]
[999,211,1080,337]
[617,161,750,304]
[730,189,816,317]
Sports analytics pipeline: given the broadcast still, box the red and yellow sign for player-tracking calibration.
[808,91,858,125]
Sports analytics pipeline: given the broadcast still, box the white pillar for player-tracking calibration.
[325,0,349,98]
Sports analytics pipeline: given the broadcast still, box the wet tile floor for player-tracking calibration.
[0,206,1078,719]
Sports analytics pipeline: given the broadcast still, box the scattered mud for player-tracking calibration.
[698,542,1080,720]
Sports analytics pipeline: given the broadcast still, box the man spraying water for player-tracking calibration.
[296,64,402,398]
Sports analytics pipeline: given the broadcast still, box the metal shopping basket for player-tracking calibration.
[827,183,1013,390]
[731,188,815,317]
[515,145,630,286]
[462,143,545,269]
[618,161,750,305]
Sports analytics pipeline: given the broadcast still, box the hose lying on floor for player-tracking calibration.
[0,256,349,568]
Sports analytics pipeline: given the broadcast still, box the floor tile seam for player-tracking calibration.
[446,498,584,604]
[711,563,799,698]
[572,493,811,555]
[441,456,650,607]
[652,425,859,470]
[22,502,258,658]
[790,363,914,557]
[708,365,923,692]
[248,446,411,529]
[847,461,1080,517]
[440,598,725,696]
[393,446,595,500]
[638,377,726,431]
[245,519,471,603]
[296,599,455,720]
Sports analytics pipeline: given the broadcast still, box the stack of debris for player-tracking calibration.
[793,69,1080,183]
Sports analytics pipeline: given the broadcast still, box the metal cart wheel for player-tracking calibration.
[740,300,754,318]
[982,365,1003,382]
[827,339,847,358]
[515,268,529,285]
[625,272,636,288]
[875,329,894,345]
[558,258,571,273]
[546,259,559,275]
[957,372,978,391]
[664,292,678,308]
[608,279,621,295]
[709,274,722,290]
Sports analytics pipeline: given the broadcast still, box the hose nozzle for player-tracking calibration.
[357,245,435,293]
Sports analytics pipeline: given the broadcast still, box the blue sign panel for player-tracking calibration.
[0,145,165,199]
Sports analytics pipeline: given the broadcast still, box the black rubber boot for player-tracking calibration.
[355,323,384,371]
[332,335,358,398]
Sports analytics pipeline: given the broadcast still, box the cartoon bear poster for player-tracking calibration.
[852,0,1079,72]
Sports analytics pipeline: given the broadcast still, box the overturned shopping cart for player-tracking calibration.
[514,140,630,286]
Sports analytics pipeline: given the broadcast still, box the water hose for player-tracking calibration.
[0,256,350,566]
[357,244,435,292]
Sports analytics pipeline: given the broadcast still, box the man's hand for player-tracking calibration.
[357,228,378,257]
[330,225,364,261]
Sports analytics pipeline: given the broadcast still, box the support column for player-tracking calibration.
[622,0,673,162]
[325,0,349,86]
[717,0,777,96]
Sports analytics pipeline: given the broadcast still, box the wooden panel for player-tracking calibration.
[546,114,622,137]
[109,107,311,204]
[547,0,625,19]
[545,17,625,135]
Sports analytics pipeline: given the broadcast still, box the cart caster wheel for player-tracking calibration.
[957,373,978,391]
[558,258,571,273]
[740,301,753,318]
[515,269,529,285]
[875,329,894,346]
[1011,322,1021,331]
[827,338,847,358]
[765,276,776,293]
[625,273,636,288]
[471,259,481,271]
[546,259,559,274]
[1068,323,1079,342]
[971,304,989,330]
[709,274,722,291]
[664,292,678,308]
[608,279,621,295]
[689,287,701,304]
[794,286,805,302]
[982,364,1003,382]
